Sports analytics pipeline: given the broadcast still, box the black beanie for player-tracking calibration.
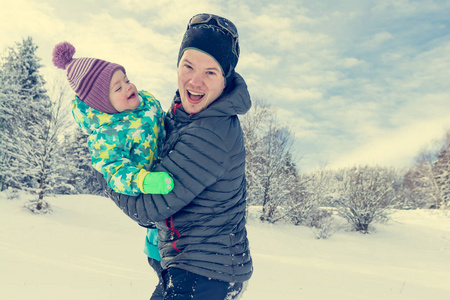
[177,24,239,87]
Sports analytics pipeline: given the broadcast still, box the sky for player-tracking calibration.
[1,0,449,171]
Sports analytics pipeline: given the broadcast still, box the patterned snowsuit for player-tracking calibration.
[72,90,165,196]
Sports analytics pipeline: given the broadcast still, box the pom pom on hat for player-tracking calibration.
[52,42,76,70]
[51,41,125,114]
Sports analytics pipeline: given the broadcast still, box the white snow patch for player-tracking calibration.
[1,193,450,299]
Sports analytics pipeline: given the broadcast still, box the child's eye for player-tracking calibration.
[115,87,121,92]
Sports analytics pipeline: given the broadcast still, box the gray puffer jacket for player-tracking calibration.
[100,72,253,283]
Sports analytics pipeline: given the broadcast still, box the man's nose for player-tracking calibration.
[189,72,204,87]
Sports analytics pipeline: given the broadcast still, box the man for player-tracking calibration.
[99,13,253,299]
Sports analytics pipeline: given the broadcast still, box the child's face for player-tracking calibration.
[109,69,140,112]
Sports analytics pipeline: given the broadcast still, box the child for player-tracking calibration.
[52,41,173,196]
[52,42,168,298]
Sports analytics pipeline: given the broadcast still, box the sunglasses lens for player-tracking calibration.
[217,19,238,37]
[189,14,211,26]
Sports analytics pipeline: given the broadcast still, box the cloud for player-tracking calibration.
[0,0,63,51]
[114,0,228,31]
[331,117,450,169]
[239,52,281,71]
[373,0,442,15]
[275,107,321,139]
[249,19,329,52]
[361,32,394,49]
[1,0,449,173]
[338,57,364,68]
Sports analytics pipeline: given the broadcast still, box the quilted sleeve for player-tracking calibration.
[97,125,230,223]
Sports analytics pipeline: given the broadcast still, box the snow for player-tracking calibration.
[1,192,450,300]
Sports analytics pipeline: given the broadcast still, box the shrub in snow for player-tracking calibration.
[285,169,330,226]
[5,187,20,200]
[335,166,397,233]
[24,198,52,214]
[286,194,318,226]
[309,208,338,239]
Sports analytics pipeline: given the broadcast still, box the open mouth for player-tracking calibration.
[187,90,205,102]
[127,92,136,100]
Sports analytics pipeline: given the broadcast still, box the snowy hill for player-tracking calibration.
[1,192,449,300]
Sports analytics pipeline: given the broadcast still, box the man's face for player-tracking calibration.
[177,49,225,114]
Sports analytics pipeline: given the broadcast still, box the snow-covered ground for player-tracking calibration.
[1,192,449,300]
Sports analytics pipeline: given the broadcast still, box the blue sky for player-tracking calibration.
[1,0,449,171]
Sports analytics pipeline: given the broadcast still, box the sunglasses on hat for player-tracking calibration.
[188,13,239,39]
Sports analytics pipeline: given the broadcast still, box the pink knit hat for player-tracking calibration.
[52,42,125,114]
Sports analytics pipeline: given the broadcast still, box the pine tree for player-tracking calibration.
[0,51,22,190]
[0,37,55,212]
[0,81,19,190]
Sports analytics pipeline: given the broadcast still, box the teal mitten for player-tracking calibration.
[142,172,174,194]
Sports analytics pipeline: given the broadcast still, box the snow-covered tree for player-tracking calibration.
[241,98,268,207]
[0,78,20,190]
[1,37,51,190]
[287,167,331,226]
[433,130,450,210]
[336,166,399,233]
[403,148,444,209]
[0,37,59,213]
[241,99,299,223]
[403,130,449,210]
[42,78,76,196]
[0,49,22,190]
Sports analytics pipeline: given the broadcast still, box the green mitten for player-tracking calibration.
[142,172,174,194]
